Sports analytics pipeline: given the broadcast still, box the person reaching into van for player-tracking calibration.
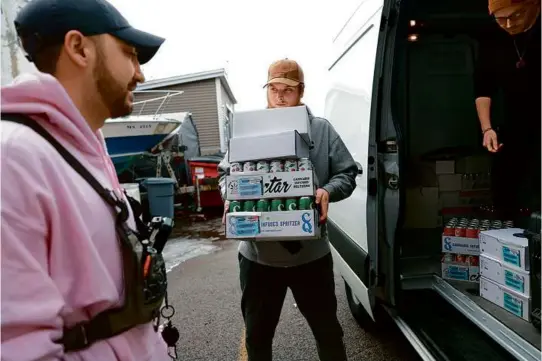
[1,0,170,360]
[218,59,358,361]
[474,0,541,217]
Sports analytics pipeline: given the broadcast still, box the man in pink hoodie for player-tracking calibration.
[1,0,170,360]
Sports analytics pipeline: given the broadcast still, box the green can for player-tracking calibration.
[256,199,270,212]
[229,200,242,213]
[299,197,314,210]
[285,198,298,211]
[243,200,256,212]
[270,199,285,211]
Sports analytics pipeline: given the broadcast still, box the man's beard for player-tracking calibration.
[93,49,135,119]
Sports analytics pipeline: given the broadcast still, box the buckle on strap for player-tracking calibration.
[61,322,90,352]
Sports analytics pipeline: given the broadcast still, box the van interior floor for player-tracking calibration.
[399,289,520,361]
[400,229,541,351]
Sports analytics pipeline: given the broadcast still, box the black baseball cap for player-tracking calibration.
[14,0,165,65]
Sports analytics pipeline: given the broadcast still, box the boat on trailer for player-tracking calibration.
[102,90,184,173]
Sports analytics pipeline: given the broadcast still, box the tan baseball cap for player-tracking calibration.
[264,59,304,87]
[488,0,535,13]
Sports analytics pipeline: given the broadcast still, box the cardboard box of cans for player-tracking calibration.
[226,158,315,200]
[228,130,310,163]
[480,276,531,321]
[441,217,515,255]
[479,228,530,272]
[225,157,320,240]
[232,105,312,144]
[225,208,320,240]
[441,253,480,283]
[480,254,531,296]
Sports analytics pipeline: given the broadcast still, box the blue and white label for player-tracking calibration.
[445,265,469,281]
[502,246,521,268]
[228,216,260,237]
[301,212,313,234]
[238,178,263,197]
[442,236,479,255]
[504,270,525,293]
[503,292,523,318]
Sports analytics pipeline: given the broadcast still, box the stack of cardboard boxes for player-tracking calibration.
[479,229,532,321]
[224,106,321,241]
[404,155,492,284]
[438,155,497,284]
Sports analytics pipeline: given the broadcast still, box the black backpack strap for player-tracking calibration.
[2,113,127,215]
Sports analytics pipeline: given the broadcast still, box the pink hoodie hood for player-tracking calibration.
[1,72,167,360]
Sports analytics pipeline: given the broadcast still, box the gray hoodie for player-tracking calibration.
[218,107,357,267]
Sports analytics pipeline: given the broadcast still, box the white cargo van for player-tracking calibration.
[324,0,541,360]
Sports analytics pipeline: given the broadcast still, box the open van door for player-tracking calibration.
[325,0,398,322]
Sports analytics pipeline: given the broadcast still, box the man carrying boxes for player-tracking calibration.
[218,59,358,361]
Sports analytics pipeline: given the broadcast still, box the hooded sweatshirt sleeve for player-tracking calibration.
[217,151,230,200]
[1,138,65,361]
[322,127,358,203]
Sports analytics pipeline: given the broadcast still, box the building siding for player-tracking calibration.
[132,79,220,155]
[218,81,234,149]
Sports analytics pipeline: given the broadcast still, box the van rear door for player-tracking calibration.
[325,0,395,320]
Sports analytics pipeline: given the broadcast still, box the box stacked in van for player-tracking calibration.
[224,106,320,241]
[405,154,494,284]
[479,229,532,321]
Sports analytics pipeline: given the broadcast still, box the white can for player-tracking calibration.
[243,161,256,172]
[284,159,298,172]
[270,160,284,172]
[256,160,270,173]
[230,162,243,173]
[298,158,312,171]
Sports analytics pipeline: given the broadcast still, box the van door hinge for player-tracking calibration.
[386,173,399,190]
[378,139,398,153]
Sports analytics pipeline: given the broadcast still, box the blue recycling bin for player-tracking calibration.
[143,177,176,219]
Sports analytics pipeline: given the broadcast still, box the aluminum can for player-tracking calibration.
[284,159,298,172]
[270,160,284,172]
[243,161,256,173]
[285,198,298,211]
[504,220,514,228]
[270,199,285,211]
[443,224,455,236]
[442,253,454,263]
[299,197,314,210]
[455,254,467,263]
[465,227,479,239]
[298,158,313,171]
[229,200,242,213]
[256,199,270,212]
[454,226,466,237]
[243,200,256,212]
[256,160,270,173]
[230,162,243,173]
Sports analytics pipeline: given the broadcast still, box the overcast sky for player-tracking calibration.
[108,0,362,116]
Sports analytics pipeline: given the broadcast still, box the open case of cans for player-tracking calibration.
[224,158,321,241]
[224,106,321,241]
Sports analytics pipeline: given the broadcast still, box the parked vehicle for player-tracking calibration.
[324,0,541,360]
